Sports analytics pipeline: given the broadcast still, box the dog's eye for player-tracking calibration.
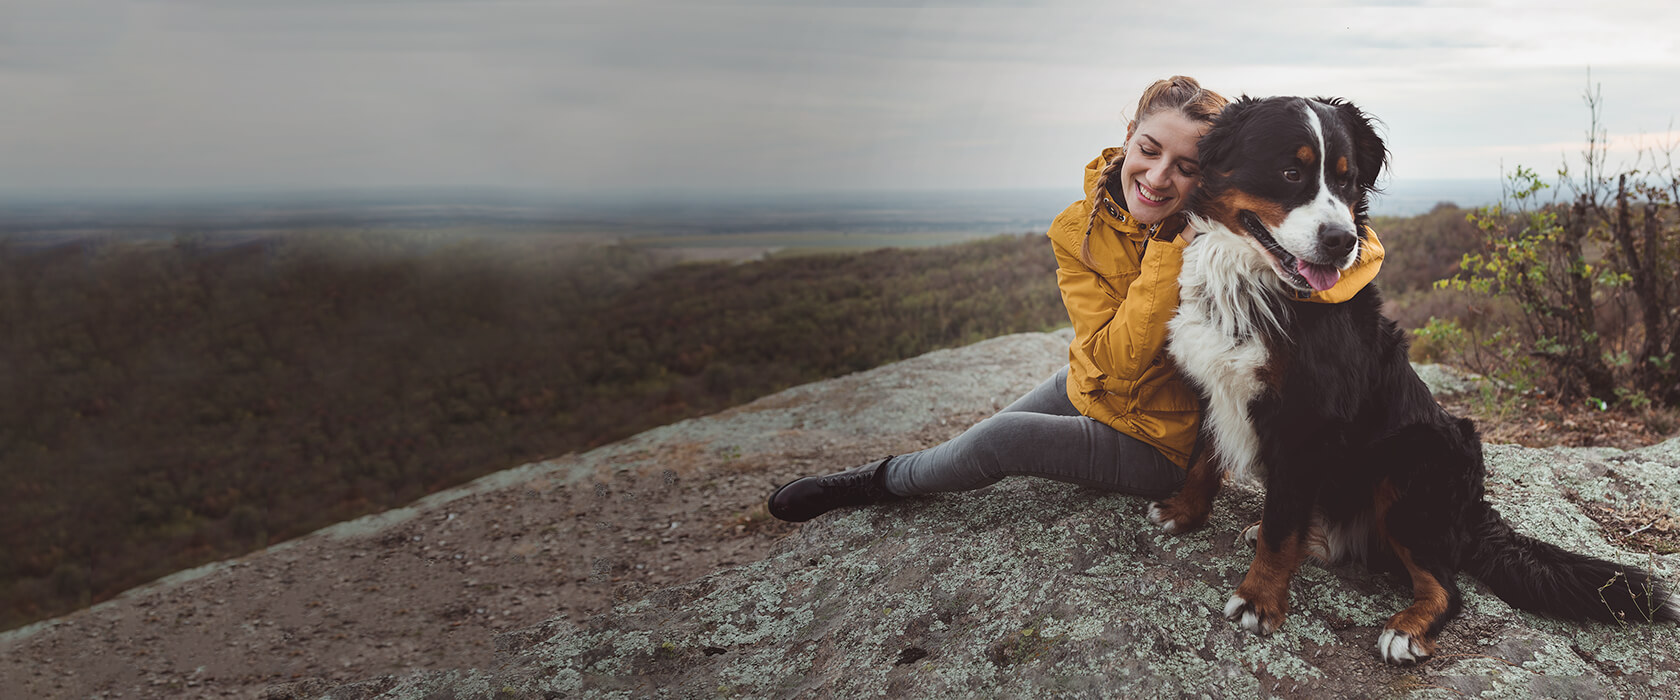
[1283,169,1302,183]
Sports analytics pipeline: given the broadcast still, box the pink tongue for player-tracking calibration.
[1297,260,1341,291]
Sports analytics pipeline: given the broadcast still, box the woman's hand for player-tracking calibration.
[1156,212,1194,244]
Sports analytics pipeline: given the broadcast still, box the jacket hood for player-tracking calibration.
[1081,148,1145,239]
[1082,147,1126,203]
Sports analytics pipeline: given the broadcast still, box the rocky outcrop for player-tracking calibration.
[3,330,1674,699]
[0,330,1074,698]
[325,341,1680,699]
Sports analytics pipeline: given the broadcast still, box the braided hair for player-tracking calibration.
[1080,76,1229,268]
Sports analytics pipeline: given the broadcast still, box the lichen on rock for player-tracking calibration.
[326,336,1678,699]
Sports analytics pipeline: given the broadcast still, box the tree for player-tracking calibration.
[1438,79,1680,408]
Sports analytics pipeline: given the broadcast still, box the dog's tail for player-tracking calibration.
[1464,503,1677,624]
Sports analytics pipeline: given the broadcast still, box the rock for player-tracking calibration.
[322,339,1680,699]
[0,330,1077,698]
[1410,362,1481,397]
[3,329,1669,698]
[260,677,333,699]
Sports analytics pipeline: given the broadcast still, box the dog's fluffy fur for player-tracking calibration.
[1150,95,1676,665]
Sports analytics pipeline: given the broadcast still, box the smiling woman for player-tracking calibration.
[1078,77,1226,267]
[1116,112,1204,221]
[769,77,1236,523]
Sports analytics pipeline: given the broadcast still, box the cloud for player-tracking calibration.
[2,1,1678,194]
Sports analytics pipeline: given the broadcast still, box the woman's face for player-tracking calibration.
[1117,110,1206,225]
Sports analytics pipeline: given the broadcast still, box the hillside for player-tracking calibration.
[0,231,1065,632]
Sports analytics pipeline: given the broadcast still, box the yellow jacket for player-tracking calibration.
[1049,148,1385,467]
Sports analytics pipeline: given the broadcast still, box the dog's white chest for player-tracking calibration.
[1166,233,1283,483]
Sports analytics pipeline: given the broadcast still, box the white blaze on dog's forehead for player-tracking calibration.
[1303,102,1336,206]
[1269,101,1358,268]
[1303,100,1325,168]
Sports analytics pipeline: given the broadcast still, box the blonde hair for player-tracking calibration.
[1081,76,1230,267]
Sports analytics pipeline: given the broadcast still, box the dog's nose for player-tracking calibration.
[1319,224,1357,261]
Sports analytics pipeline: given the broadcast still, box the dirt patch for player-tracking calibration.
[1438,392,1677,450]
[1580,499,1680,556]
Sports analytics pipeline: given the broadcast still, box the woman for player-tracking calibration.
[768,76,1383,522]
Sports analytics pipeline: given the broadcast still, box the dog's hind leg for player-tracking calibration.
[1149,446,1222,534]
[1376,542,1458,665]
[1374,480,1462,666]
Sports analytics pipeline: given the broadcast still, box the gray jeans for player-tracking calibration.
[880,367,1188,500]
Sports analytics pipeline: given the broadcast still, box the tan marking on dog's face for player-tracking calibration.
[1339,157,1360,219]
[1296,145,1315,166]
[1205,189,1289,237]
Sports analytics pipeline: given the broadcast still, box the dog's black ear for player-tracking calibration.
[1195,95,1263,173]
[1332,99,1388,193]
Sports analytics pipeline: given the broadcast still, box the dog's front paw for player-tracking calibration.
[1376,628,1434,666]
[1148,499,1208,535]
[1223,593,1286,635]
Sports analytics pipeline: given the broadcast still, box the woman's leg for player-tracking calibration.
[881,367,1186,500]
[990,366,1085,417]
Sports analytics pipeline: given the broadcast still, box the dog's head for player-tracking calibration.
[1187,96,1387,293]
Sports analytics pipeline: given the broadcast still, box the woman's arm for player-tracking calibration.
[1051,219,1189,383]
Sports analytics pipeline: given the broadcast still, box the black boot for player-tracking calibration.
[768,456,903,522]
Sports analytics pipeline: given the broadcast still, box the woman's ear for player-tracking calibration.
[1125,119,1137,144]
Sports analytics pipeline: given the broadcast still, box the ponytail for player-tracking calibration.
[1080,153,1126,268]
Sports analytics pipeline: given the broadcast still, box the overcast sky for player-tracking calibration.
[4,0,1679,198]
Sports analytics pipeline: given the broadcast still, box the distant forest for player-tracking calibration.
[0,230,1065,630]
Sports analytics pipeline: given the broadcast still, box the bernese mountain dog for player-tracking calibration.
[1149,95,1676,665]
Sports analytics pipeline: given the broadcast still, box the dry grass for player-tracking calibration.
[1584,500,1680,556]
